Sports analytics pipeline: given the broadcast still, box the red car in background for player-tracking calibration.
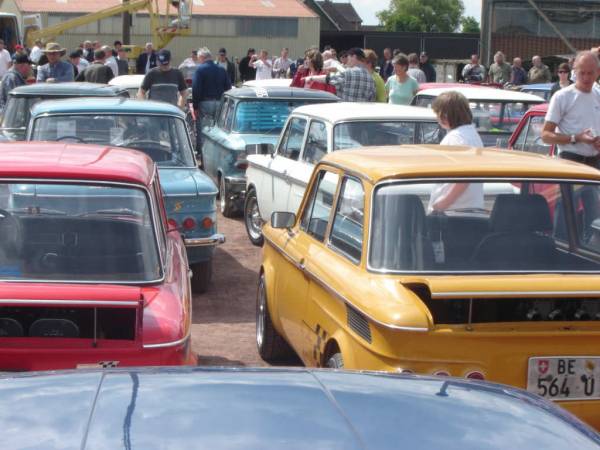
[507,103,554,156]
[0,143,195,370]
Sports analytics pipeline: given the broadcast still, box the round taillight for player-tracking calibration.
[433,370,450,377]
[465,371,485,380]
[201,217,214,229]
[182,217,196,230]
[167,218,178,229]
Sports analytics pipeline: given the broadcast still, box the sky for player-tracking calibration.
[350,0,482,26]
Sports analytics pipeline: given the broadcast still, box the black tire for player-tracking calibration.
[219,176,236,218]
[326,352,344,369]
[256,273,295,363]
[244,187,264,247]
[191,260,212,294]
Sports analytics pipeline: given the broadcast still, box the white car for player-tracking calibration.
[412,86,545,147]
[244,102,444,245]
[109,74,145,98]
[242,79,292,88]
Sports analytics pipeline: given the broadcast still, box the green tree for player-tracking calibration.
[461,16,481,33]
[377,0,465,33]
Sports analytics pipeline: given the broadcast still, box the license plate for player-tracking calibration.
[527,357,600,401]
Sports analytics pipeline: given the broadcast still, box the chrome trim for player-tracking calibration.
[184,233,225,247]
[263,235,428,332]
[432,291,600,299]
[366,176,600,274]
[0,299,140,306]
[165,191,218,197]
[143,331,191,349]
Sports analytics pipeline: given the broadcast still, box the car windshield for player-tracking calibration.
[233,100,325,134]
[0,182,162,282]
[30,114,195,167]
[333,121,445,150]
[1,97,42,129]
[414,97,538,146]
[369,180,600,273]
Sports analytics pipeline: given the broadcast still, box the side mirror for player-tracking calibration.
[271,211,296,229]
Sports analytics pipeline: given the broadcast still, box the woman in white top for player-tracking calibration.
[428,91,484,213]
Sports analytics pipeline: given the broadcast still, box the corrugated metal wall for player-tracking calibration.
[41,14,319,68]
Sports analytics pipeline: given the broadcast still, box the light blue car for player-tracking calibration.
[26,98,223,293]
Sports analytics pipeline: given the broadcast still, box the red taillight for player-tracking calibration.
[201,217,213,229]
[433,370,450,377]
[465,371,485,380]
[182,217,196,230]
[167,218,178,229]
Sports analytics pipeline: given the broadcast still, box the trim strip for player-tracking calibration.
[432,290,600,299]
[264,236,428,333]
[143,331,191,349]
[0,299,140,306]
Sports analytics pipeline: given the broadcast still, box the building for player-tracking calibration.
[306,0,362,31]
[3,0,320,65]
[481,0,600,65]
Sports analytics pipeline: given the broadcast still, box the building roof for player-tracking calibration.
[30,97,185,118]
[16,0,317,17]
[9,82,127,98]
[315,0,362,30]
[0,143,155,186]
[291,102,437,123]
[322,145,600,183]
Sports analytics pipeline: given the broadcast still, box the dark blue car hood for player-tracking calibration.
[1,367,598,450]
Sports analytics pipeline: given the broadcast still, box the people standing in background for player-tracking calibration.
[323,50,344,73]
[528,55,552,84]
[136,42,157,75]
[273,48,293,78]
[488,51,511,84]
[30,39,43,64]
[82,41,94,63]
[510,57,527,85]
[292,49,335,94]
[102,45,119,78]
[550,62,573,98]
[0,40,12,79]
[365,49,386,102]
[419,52,436,82]
[238,48,256,82]
[0,53,30,110]
[36,42,74,82]
[116,49,129,76]
[71,49,90,74]
[251,49,273,80]
[379,47,393,81]
[385,53,419,105]
[138,49,187,108]
[178,49,199,83]
[216,48,236,85]
[461,54,485,82]
[76,49,114,83]
[407,53,426,84]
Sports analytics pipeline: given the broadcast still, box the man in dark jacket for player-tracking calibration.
[76,49,114,83]
[0,53,30,110]
[217,48,236,85]
[379,47,393,81]
[238,48,256,82]
[419,52,436,82]
[136,42,157,74]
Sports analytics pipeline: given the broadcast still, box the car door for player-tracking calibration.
[275,168,340,361]
[202,98,234,179]
[286,119,329,215]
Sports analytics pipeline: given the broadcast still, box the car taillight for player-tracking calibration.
[235,152,248,170]
[465,371,485,380]
[167,218,178,229]
[182,217,196,230]
[433,370,450,377]
[201,217,213,229]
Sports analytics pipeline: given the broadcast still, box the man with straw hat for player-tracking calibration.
[36,42,74,83]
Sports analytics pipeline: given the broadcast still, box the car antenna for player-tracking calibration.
[436,380,450,397]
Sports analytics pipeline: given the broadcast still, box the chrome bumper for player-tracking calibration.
[184,233,226,247]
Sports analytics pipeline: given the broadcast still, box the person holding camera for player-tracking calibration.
[461,54,486,83]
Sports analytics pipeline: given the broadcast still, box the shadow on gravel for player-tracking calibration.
[197,355,248,366]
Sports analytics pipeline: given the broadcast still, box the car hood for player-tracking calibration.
[158,167,217,197]
[1,367,599,450]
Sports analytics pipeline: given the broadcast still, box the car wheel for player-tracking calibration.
[256,273,295,363]
[219,177,236,218]
[191,260,212,293]
[244,187,264,246]
[326,352,344,369]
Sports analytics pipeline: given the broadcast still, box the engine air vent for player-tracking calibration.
[346,304,372,343]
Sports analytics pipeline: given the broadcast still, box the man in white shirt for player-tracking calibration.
[542,51,600,168]
[0,40,12,79]
[273,48,293,78]
[251,49,273,80]
[101,45,118,78]
[30,39,43,64]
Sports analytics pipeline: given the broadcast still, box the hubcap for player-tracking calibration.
[256,277,266,348]
[245,194,262,240]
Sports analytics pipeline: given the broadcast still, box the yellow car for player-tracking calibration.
[258,145,600,430]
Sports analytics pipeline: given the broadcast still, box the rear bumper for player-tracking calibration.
[184,233,225,248]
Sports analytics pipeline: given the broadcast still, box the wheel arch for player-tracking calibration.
[320,330,355,368]
[258,264,284,333]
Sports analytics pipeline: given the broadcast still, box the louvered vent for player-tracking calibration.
[346,304,372,343]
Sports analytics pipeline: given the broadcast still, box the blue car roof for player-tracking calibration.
[30,97,185,118]
[9,82,127,97]
[521,83,553,90]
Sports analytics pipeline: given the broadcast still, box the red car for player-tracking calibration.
[0,143,195,370]
[508,103,554,156]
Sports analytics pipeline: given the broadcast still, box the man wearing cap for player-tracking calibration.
[36,42,74,82]
[76,49,114,84]
[305,47,375,102]
[0,53,30,110]
[138,48,187,108]
[0,40,12,79]
[136,42,157,75]
[419,52,436,82]
[216,48,236,85]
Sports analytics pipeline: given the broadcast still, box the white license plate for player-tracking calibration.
[527,357,600,401]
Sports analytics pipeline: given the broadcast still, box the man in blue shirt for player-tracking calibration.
[36,42,74,83]
[192,47,231,151]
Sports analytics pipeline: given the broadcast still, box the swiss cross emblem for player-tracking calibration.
[538,359,549,375]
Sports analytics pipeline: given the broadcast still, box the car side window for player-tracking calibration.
[329,177,364,262]
[278,117,306,161]
[217,99,229,128]
[303,120,328,164]
[523,116,551,155]
[300,170,340,242]
[512,117,528,150]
